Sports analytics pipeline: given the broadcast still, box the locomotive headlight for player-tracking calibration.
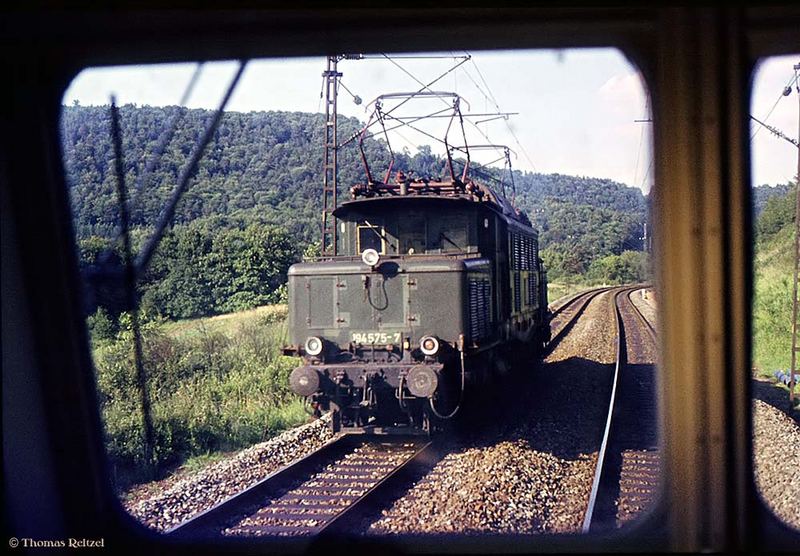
[419,335,440,356]
[361,248,381,267]
[407,365,439,398]
[304,336,324,356]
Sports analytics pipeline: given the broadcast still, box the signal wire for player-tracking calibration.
[632,95,650,187]
[463,52,539,172]
[109,97,156,478]
[130,62,204,206]
[135,61,248,276]
[751,71,799,140]
[115,62,204,242]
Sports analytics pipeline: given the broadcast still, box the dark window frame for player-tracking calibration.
[3,6,800,554]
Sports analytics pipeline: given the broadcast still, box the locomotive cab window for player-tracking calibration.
[397,212,427,254]
[54,45,663,547]
[357,222,387,254]
[428,212,469,253]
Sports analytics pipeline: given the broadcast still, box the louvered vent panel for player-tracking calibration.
[469,278,490,341]
[522,236,530,271]
[528,272,537,307]
[516,236,522,270]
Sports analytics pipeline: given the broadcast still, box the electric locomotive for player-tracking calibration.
[284,172,549,432]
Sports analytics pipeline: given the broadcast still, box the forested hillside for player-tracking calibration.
[514,173,646,278]
[61,104,649,318]
[754,183,793,216]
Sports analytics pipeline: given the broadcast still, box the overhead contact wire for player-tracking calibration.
[135,60,248,276]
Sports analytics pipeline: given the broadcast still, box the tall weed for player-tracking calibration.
[92,309,306,489]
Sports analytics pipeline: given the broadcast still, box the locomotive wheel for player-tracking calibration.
[538,325,552,351]
[330,404,341,433]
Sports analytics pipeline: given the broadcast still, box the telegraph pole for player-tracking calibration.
[791,62,800,403]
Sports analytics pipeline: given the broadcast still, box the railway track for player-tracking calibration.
[547,286,614,354]
[163,285,655,542]
[168,433,440,542]
[582,286,660,532]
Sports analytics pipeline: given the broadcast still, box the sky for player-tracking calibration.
[750,54,800,188]
[62,49,799,195]
[63,48,653,194]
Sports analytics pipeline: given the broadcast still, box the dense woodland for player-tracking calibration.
[753,182,793,216]
[61,104,650,320]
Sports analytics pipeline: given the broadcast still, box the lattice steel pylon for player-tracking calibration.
[321,56,342,257]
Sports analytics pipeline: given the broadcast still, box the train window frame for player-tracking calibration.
[747,52,800,539]
[397,211,428,255]
[356,222,387,255]
[4,6,800,555]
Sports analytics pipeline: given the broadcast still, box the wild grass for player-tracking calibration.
[753,225,794,378]
[547,282,591,307]
[91,305,306,490]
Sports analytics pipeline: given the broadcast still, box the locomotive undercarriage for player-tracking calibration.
[292,358,454,434]
[289,338,547,434]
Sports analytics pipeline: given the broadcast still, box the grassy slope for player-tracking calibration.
[547,282,589,307]
[93,304,307,490]
[753,224,794,377]
[161,304,288,340]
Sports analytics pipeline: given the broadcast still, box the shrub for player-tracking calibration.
[91,307,306,488]
[87,307,117,343]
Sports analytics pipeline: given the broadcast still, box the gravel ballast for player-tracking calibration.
[366,290,618,536]
[125,414,333,531]
[753,398,800,531]
[629,288,656,331]
[120,285,800,539]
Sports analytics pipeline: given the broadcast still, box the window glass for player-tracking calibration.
[749,54,800,533]
[398,212,426,254]
[60,48,656,541]
[357,224,385,253]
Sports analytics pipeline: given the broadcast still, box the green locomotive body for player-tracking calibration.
[284,179,549,432]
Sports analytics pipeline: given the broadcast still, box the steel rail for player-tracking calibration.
[549,285,613,320]
[315,440,439,540]
[581,287,626,533]
[626,288,656,340]
[545,286,614,357]
[582,285,658,533]
[166,433,358,538]
[167,433,437,541]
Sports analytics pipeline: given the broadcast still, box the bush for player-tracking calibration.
[753,272,793,374]
[756,185,796,242]
[87,307,117,343]
[585,250,649,284]
[92,308,306,488]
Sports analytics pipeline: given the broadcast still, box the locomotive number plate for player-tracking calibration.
[351,331,402,344]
